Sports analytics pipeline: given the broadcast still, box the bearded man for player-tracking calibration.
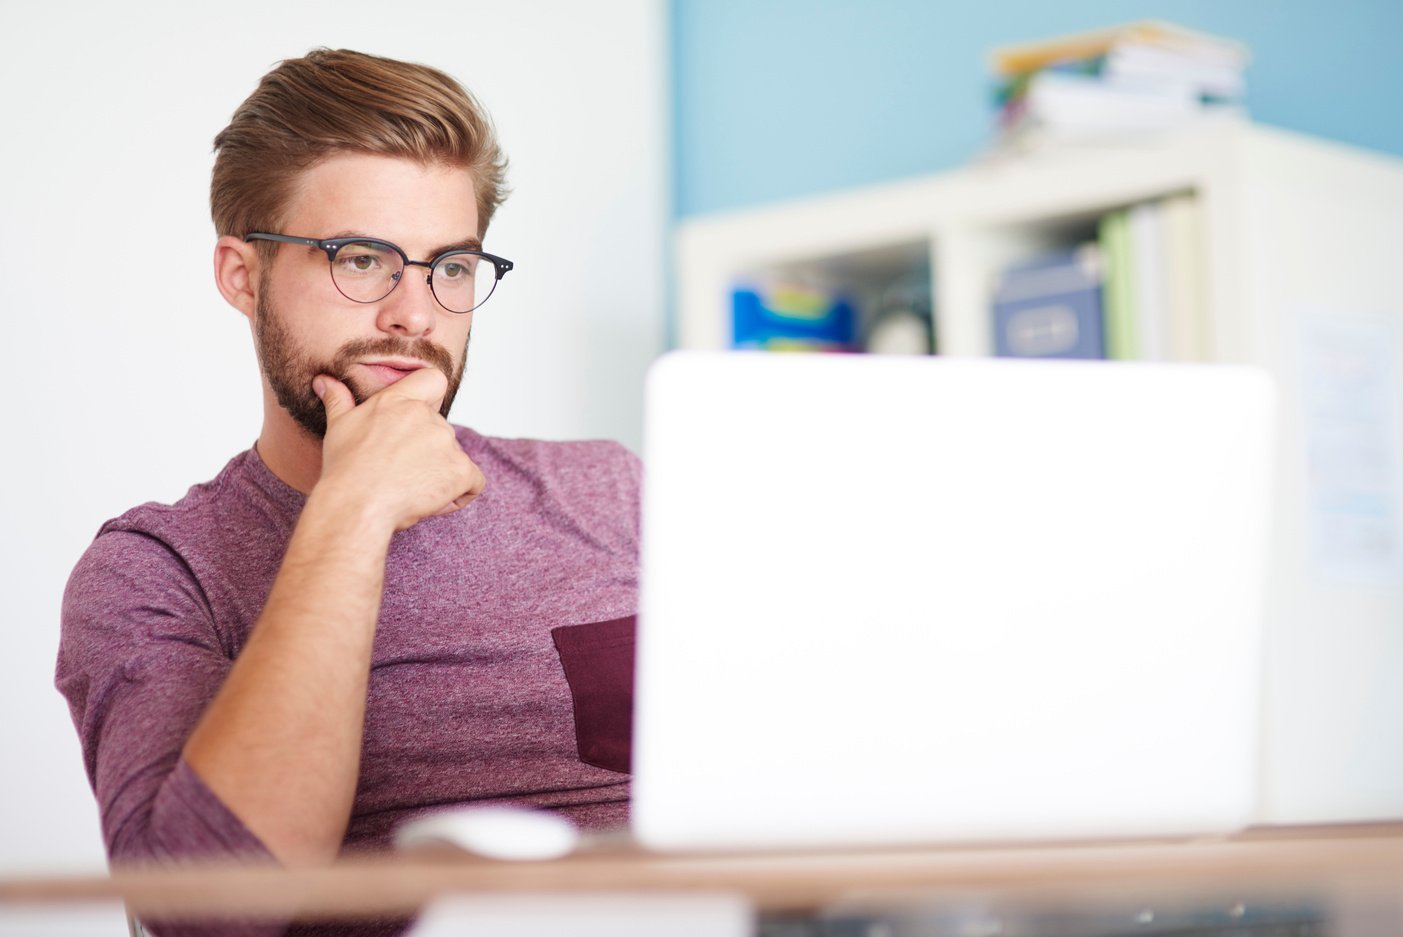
[55,49,640,924]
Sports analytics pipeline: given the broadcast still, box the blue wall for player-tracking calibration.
[672,1,1403,218]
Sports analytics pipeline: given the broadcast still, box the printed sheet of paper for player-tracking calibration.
[1299,313,1403,584]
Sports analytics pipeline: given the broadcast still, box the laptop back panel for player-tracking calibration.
[633,352,1276,851]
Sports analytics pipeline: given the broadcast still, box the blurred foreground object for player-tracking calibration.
[989,21,1249,153]
[636,352,1275,851]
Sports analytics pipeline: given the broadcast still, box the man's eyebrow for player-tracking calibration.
[325,232,484,256]
[428,236,483,256]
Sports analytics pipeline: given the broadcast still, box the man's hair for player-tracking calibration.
[211,48,508,243]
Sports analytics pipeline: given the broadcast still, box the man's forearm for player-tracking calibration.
[182,486,395,865]
[182,369,484,865]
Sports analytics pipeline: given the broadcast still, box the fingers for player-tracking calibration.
[312,365,474,532]
[431,462,487,518]
[313,375,356,424]
[315,368,449,429]
[432,499,469,518]
[387,367,449,410]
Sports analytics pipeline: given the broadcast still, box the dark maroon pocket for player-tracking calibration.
[550,615,636,774]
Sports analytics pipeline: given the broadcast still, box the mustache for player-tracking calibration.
[329,337,456,383]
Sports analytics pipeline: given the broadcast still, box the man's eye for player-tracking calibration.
[437,254,479,281]
[337,252,382,274]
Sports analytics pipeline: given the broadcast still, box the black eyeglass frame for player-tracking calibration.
[244,232,514,314]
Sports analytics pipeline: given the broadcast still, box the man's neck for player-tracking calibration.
[256,411,325,495]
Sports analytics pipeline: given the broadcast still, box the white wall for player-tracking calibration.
[0,0,667,916]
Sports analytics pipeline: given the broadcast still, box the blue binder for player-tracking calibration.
[992,246,1105,359]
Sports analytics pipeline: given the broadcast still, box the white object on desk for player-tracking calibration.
[409,894,752,937]
[394,805,580,861]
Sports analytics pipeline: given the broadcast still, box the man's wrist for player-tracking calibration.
[303,480,400,544]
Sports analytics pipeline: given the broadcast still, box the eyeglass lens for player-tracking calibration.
[330,240,497,313]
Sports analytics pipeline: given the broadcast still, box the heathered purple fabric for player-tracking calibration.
[56,426,640,936]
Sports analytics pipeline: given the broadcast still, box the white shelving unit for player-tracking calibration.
[675,118,1403,828]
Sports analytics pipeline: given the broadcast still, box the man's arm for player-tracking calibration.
[182,368,484,865]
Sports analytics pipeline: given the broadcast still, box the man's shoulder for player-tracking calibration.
[59,453,276,677]
[66,447,296,620]
[102,462,231,532]
[97,449,267,540]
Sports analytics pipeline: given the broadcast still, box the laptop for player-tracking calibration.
[631,351,1276,851]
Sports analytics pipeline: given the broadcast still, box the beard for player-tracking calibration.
[253,283,468,439]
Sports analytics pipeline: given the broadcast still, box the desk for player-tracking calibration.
[4,826,1403,931]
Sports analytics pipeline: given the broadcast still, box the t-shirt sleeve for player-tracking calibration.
[56,527,276,868]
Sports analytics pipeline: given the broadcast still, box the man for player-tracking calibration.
[55,46,640,896]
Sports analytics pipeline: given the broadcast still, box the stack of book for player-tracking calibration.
[989,21,1249,152]
[992,194,1209,362]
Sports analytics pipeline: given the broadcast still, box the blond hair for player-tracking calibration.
[211,48,508,242]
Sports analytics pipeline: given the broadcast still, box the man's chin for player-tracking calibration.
[342,376,374,407]
[274,368,460,439]
[326,376,460,420]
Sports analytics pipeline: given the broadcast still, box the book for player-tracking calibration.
[1105,40,1246,99]
[1161,193,1211,361]
[992,196,1209,364]
[1129,200,1170,360]
[991,245,1105,359]
[1099,209,1137,360]
[990,21,1248,78]
[988,21,1249,153]
[1020,71,1201,140]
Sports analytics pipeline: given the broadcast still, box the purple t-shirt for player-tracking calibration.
[56,426,640,934]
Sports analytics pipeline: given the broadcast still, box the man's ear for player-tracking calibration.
[213,235,260,320]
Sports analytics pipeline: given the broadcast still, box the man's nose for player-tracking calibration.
[374,268,438,337]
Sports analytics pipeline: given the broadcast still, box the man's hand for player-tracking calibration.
[313,368,486,532]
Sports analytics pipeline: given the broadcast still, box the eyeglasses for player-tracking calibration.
[245,232,514,314]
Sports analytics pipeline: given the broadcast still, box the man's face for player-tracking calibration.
[251,153,480,438]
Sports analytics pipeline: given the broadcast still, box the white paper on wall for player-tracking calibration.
[1299,312,1403,584]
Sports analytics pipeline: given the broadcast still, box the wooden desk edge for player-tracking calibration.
[5,825,1403,922]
